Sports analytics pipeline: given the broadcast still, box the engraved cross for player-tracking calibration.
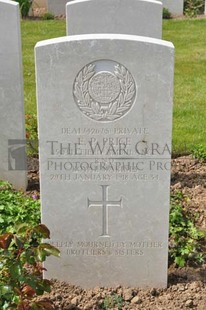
[88,185,122,237]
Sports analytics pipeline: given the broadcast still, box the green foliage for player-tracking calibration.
[191,144,206,161]
[42,12,55,20]
[25,114,38,141]
[15,0,33,18]
[21,20,66,115]
[163,7,172,19]
[0,223,60,309]
[0,181,40,234]
[102,294,124,310]
[184,0,204,17]
[169,191,206,267]
[163,19,206,152]
[25,114,38,156]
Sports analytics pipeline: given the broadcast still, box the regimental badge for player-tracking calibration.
[73,60,136,122]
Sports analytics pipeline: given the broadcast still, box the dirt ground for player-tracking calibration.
[28,156,206,309]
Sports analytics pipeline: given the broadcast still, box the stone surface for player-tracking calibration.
[0,0,27,190]
[47,0,71,16]
[35,34,174,288]
[123,288,134,301]
[66,0,163,39]
[161,0,183,15]
[30,0,47,17]
[131,296,142,304]
[33,0,47,8]
[185,299,193,307]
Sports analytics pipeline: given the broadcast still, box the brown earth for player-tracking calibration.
[28,156,206,309]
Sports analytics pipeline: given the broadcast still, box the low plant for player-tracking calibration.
[25,114,38,156]
[0,223,60,309]
[102,294,124,310]
[163,7,172,19]
[191,144,206,161]
[0,181,40,234]
[25,114,38,141]
[169,191,206,267]
[42,12,55,20]
[15,0,33,18]
[184,0,204,17]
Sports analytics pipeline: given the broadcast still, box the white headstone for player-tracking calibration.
[35,34,174,288]
[161,0,183,15]
[66,0,163,39]
[0,0,27,190]
[47,0,69,16]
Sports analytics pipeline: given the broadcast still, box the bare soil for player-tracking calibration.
[28,156,206,309]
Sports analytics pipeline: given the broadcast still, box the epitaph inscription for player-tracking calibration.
[73,60,136,122]
[49,240,164,257]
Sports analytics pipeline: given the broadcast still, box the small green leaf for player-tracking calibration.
[0,285,12,295]
[14,235,24,249]
[36,247,47,262]
[24,249,36,265]
[16,223,29,235]
[38,244,60,257]
[175,256,185,267]
[10,263,22,278]
[42,279,51,293]
[33,224,50,239]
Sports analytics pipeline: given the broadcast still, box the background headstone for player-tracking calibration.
[47,0,70,16]
[66,0,163,38]
[0,0,27,190]
[30,0,47,17]
[161,0,183,15]
[35,34,174,288]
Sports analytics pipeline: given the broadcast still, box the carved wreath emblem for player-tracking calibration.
[73,60,136,122]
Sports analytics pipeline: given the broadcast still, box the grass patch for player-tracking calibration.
[191,144,206,161]
[22,19,206,153]
[21,20,66,114]
[163,19,206,153]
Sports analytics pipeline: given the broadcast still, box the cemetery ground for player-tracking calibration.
[1,18,206,309]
